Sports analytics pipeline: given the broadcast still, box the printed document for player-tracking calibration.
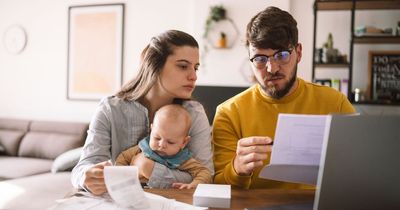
[104,166,149,209]
[259,114,329,185]
[49,166,207,210]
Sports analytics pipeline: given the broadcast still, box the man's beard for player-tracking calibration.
[261,65,297,99]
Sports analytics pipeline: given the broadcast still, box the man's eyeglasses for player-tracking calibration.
[249,47,294,70]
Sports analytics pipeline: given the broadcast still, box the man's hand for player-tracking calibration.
[84,160,112,195]
[131,153,155,179]
[172,182,196,189]
[233,136,272,176]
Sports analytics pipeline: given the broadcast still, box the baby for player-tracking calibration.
[116,104,211,189]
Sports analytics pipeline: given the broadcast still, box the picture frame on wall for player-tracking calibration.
[368,51,400,103]
[67,4,124,100]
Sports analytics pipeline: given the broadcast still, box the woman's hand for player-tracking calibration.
[131,153,155,179]
[233,136,272,176]
[83,160,112,195]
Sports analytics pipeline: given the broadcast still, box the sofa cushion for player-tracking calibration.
[29,120,88,135]
[0,130,25,156]
[0,144,5,154]
[0,118,30,131]
[18,132,83,159]
[0,118,30,156]
[0,156,53,180]
[18,120,88,159]
[51,147,83,173]
[0,172,73,210]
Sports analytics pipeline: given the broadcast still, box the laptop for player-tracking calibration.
[246,115,400,210]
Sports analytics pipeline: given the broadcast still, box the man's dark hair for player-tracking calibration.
[246,6,298,50]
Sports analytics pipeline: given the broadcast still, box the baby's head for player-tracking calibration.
[149,104,192,157]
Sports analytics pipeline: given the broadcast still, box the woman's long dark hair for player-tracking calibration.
[116,30,199,101]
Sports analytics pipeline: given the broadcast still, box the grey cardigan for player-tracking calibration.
[71,96,214,189]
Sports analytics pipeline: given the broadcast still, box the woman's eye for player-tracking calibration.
[178,65,188,70]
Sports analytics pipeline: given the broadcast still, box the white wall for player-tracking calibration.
[0,0,195,122]
[1,0,398,122]
[193,0,290,86]
[0,0,289,122]
[290,0,314,82]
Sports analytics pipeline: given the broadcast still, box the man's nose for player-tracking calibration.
[266,60,279,74]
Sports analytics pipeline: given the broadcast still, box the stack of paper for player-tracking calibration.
[193,184,231,208]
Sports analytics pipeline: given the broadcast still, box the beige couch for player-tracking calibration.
[0,118,88,210]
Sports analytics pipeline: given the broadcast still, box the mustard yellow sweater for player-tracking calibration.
[212,78,355,189]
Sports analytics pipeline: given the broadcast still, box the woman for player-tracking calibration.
[71,30,213,195]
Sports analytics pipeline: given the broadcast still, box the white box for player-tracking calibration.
[193,184,231,208]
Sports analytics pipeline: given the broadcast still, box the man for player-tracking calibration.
[212,6,355,189]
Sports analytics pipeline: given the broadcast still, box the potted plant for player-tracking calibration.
[204,5,226,38]
[218,32,227,48]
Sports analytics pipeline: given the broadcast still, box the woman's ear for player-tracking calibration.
[181,135,191,149]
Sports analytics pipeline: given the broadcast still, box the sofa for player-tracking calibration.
[0,118,88,210]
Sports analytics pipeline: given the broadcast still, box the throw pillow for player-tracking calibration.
[0,144,5,155]
[51,146,83,173]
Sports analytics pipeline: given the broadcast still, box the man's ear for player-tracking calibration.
[296,43,302,63]
[181,135,191,149]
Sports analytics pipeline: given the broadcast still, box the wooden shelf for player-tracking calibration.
[316,0,400,11]
[313,0,400,104]
[353,36,400,44]
[352,100,400,106]
[316,1,353,10]
[315,63,350,68]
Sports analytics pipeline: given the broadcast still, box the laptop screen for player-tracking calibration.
[315,115,400,210]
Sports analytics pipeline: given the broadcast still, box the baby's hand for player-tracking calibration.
[172,182,196,189]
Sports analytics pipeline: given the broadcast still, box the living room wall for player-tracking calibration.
[0,0,292,122]
[1,0,398,122]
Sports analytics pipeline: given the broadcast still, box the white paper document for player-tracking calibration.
[104,166,149,209]
[259,114,329,185]
[49,166,207,210]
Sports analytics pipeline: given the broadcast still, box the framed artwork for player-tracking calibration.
[368,51,400,102]
[67,4,124,100]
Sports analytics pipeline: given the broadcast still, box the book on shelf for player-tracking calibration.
[314,78,348,97]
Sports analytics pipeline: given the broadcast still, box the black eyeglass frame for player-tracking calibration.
[249,45,297,66]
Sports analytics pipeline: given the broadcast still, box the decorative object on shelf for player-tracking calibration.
[353,88,364,103]
[217,32,227,48]
[3,24,27,54]
[204,5,226,38]
[314,79,332,87]
[319,33,347,64]
[368,51,400,103]
[355,25,393,37]
[396,21,400,36]
[67,4,124,101]
[314,78,349,97]
[313,0,400,103]
[203,4,239,49]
